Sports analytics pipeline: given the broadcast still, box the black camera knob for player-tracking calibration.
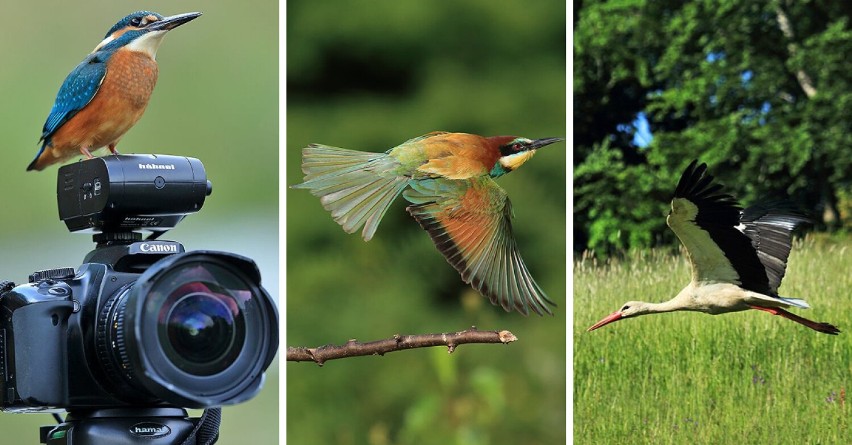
[29,267,77,283]
[0,280,14,294]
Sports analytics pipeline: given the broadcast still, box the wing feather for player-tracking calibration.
[667,160,770,293]
[740,203,810,294]
[403,177,554,315]
[41,52,108,142]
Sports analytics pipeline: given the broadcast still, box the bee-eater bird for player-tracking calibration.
[293,131,564,315]
[27,11,201,171]
[588,160,839,334]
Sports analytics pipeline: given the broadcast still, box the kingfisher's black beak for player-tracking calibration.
[529,137,564,150]
[149,12,202,32]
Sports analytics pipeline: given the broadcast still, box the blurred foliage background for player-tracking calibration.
[286,1,566,444]
[0,1,278,443]
[574,0,852,254]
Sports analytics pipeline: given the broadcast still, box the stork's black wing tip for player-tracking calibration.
[687,159,701,171]
[740,201,815,227]
[674,159,708,199]
[671,159,744,221]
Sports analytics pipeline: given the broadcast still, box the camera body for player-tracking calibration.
[0,155,278,414]
[2,242,181,412]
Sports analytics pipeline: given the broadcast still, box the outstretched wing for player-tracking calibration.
[667,160,772,294]
[40,52,108,143]
[740,203,810,295]
[403,177,554,315]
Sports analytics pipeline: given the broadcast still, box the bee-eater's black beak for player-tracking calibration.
[149,12,202,32]
[529,137,564,150]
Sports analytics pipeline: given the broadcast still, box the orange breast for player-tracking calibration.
[415,133,499,180]
[50,50,159,153]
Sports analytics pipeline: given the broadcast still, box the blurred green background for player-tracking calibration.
[0,1,278,443]
[286,1,566,444]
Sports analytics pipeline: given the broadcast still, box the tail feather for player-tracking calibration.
[293,144,408,241]
[27,140,51,171]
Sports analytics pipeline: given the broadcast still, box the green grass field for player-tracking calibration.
[574,236,851,444]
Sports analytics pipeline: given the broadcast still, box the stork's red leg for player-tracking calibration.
[749,305,840,335]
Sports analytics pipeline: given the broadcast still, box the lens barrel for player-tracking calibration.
[98,251,278,408]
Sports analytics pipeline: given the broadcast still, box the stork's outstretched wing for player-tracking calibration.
[666,160,772,294]
[739,203,811,295]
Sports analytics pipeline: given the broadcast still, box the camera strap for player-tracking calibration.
[180,408,221,445]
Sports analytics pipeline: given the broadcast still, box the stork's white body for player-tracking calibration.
[659,281,805,315]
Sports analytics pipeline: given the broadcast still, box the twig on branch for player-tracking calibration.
[287,326,518,366]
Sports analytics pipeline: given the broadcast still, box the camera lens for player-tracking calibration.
[154,264,249,376]
[99,251,278,408]
[164,291,242,375]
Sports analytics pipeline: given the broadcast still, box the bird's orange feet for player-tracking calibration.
[80,147,94,159]
[108,143,120,155]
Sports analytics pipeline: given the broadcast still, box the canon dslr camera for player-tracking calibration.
[0,155,278,444]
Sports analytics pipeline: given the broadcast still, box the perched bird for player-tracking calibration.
[588,160,839,334]
[27,11,201,171]
[293,131,564,315]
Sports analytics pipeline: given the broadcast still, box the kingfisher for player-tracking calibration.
[293,131,564,315]
[27,11,201,171]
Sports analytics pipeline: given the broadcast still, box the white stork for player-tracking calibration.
[587,160,839,335]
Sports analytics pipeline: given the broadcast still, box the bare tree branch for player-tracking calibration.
[287,326,518,366]
[775,4,817,98]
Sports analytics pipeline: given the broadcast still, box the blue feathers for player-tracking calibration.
[40,53,107,143]
[105,11,162,38]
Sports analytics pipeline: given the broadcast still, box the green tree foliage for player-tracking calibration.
[575,0,852,254]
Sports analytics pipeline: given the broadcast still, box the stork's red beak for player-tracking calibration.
[587,311,624,331]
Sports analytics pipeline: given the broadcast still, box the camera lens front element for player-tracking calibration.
[160,277,246,376]
[98,251,278,408]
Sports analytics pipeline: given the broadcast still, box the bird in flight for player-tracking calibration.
[28,11,201,171]
[293,131,564,315]
[588,160,839,334]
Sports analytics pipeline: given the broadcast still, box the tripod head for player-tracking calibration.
[41,408,220,445]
